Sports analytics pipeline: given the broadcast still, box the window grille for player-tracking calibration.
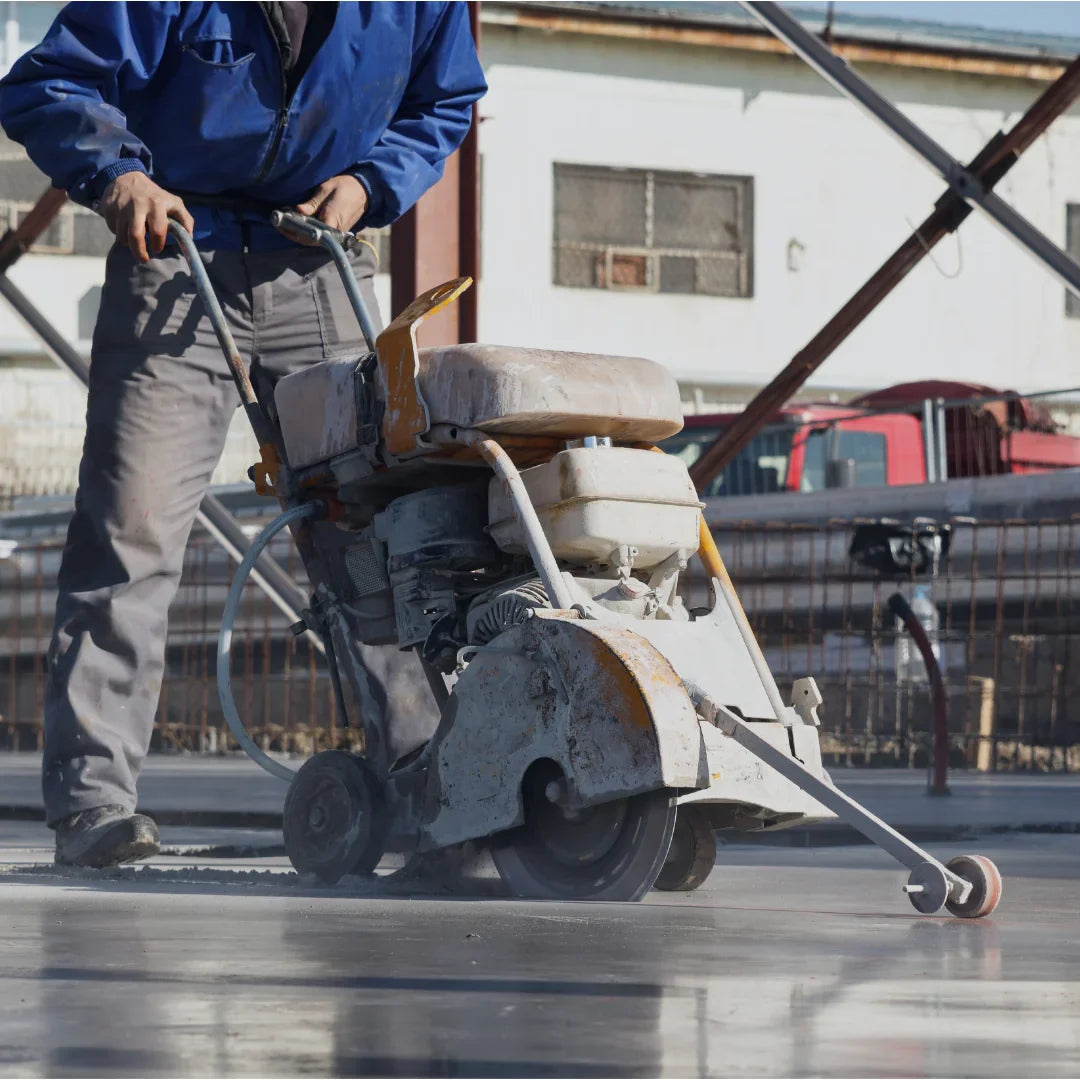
[553,163,753,297]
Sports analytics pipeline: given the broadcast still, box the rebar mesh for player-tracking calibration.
[2,511,1078,770]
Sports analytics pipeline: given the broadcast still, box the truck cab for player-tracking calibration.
[670,381,1080,497]
[666,406,926,498]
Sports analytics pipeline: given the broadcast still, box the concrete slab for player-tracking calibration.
[0,834,1076,1077]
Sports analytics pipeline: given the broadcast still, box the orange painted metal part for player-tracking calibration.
[639,441,749,624]
[696,514,737,598]
[430,433,564,468]
[251,441,284,497]
[376,276,472,456]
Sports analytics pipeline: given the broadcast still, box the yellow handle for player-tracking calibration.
[696,514,737,595]
[640,442,739,607]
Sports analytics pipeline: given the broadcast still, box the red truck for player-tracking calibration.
[667,380,1080,497]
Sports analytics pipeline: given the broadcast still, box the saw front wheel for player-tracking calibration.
[283,751,387,884]
[945,855,1003,919]
[491,762,676,902]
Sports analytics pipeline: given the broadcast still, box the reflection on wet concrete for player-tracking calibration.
[0,837,1077,1077]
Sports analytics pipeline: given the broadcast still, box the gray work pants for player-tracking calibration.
[43,241,438,826]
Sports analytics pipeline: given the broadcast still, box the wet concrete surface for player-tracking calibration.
[0,827,1077,1077]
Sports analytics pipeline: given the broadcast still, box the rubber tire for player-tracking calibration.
[491,780,675,902]
[944,854,1003,919]
[654,805,716,892]
[283,751,386,884]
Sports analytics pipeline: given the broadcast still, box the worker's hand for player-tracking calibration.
[296,174,368,233]
[99,172,194,264]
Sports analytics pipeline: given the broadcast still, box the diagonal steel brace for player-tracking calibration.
[743,1,1080,298]
[691,37,1080,490]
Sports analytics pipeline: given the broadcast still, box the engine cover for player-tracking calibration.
[381,480,500,574]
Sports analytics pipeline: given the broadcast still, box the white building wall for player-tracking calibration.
[476,25,1080,399]
[2,8,1079,497]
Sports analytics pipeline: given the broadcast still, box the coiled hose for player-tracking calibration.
[217,502,323,782]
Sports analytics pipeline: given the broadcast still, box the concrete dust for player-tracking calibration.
[0,841,506,899]
[157,841,287,859]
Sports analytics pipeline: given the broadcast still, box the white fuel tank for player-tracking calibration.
[488,447,702,569]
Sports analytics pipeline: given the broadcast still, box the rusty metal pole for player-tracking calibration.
[391,2,482,346]
[458,0,482,342]
[0,186,68,272]
[690,54,1080,492]
[390,153,461,347]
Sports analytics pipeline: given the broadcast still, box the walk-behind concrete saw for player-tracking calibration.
[175,216,1001,915]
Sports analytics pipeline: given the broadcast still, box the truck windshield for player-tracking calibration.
[800,428,887,491]
[663,426,795,497]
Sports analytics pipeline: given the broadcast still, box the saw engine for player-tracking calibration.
[322,444,701,673]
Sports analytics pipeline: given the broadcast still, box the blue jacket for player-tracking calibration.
[0,2,486,249]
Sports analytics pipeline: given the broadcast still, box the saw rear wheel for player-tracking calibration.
[491,762,676,902]
[283,750,387,884]
[654,804,716,892]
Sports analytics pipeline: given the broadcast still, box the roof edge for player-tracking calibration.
[483,2,1075,81]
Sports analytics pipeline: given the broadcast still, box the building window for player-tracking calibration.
[553,163,753,298]
[1068,204,1080,319]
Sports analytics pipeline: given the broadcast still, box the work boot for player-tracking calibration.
[54,805,160,868]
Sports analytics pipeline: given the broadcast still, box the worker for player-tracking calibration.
[0,2,486,867]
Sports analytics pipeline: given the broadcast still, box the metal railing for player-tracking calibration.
[2,499,1078,771]
[689,513,1080,772]
[0,519,351,757]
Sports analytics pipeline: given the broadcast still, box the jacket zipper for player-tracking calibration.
[252,5,292,187]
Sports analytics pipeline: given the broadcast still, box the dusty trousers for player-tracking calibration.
[43,240,439,826]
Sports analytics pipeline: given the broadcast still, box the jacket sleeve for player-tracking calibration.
[351,2,486,228]
[0,2,178,207]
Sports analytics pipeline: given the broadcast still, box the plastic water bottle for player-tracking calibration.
[896,584,941,682]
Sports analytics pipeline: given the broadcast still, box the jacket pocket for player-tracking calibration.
[92,247,199,360]
[180,36,256,67]
[161,37,276,168]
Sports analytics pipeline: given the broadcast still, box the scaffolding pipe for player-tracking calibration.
[743,2,1080,296]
